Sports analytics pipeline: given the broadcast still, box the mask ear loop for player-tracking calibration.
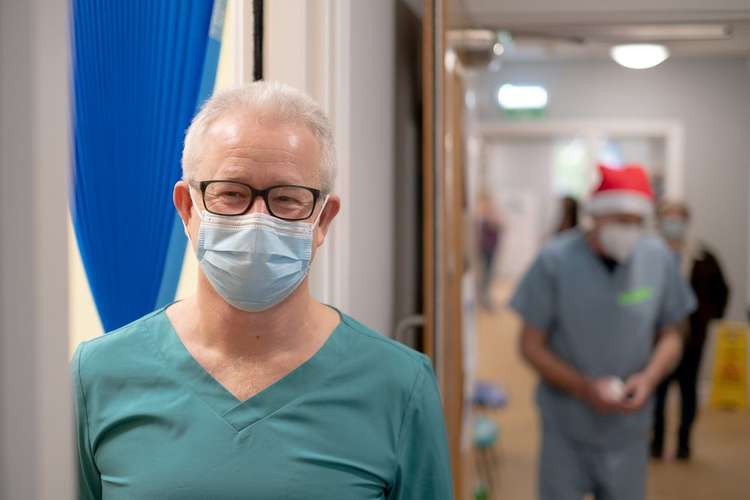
[188,188,207,221]
[292,195,329,286]
[311,195,330,228]
[184,187,206,240]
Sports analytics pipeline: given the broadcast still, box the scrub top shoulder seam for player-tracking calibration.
[340,314,430,366]
[74,341,97,466]
[82,304,168,345]
[338,313,436,464]
[394,358,428,453]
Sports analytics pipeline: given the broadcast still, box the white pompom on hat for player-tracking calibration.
[586,164,655,217]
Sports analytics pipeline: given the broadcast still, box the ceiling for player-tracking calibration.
[447,0,750,61]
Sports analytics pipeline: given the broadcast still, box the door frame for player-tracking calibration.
[423,0,465,496]
[477,118,686,198]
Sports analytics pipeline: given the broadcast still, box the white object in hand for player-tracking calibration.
[603,377,626,402]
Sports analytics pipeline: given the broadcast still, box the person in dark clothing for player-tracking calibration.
[477,192,503,309]
[651,201,730,461]
[556,195,579,233]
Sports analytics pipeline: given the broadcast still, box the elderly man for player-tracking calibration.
[511,165,696,500]
[72,82,453,499]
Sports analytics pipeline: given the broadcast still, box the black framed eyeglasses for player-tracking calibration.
[194,180,322,221]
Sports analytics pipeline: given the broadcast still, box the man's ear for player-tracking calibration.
[173,180,194,231]
[314,195,340,247]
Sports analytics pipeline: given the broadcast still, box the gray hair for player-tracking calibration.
[181,81,336,193]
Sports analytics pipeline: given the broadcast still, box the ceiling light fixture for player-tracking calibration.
[610,43,670,69]
[497,84,548,110]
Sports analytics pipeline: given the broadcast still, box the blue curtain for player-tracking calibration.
[72,0,225,331]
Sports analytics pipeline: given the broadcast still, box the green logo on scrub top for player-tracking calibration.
[618,286,653,306]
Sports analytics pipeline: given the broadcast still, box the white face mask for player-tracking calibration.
[598,222,643,263]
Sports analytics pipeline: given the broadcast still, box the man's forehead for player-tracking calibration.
[206,112,313,148]
[197,112,321,183]
[660,208,686,219]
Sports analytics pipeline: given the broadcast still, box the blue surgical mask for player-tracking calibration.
[661,219,687,242]
[190,197,328,312]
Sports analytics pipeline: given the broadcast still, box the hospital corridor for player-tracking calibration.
[472,281,750,499]
[2,0,750,499]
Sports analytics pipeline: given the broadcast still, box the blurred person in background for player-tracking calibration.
[477,191,503,309]
[651,200,730,461]
[511,165,696,500]
[71,82,453,500]
[556,195,580,233]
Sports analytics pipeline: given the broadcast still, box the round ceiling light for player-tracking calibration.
[610,43,670,70]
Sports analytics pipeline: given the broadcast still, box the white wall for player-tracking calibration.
[346,1,396,334]
[476,57,750,320]
[0,0,74,498]
[485,138,555,276]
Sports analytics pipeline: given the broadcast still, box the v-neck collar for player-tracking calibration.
[579,231,628,279]
[153,306,345,433]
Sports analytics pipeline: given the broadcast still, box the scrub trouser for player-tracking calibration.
[539,426,648,500]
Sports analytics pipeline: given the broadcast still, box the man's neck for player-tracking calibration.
[666,239,684,254]
[585,230,605,256]
[179,276,334,361]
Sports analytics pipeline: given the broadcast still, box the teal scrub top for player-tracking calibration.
[72,306,453,499]
[510,230,696,447]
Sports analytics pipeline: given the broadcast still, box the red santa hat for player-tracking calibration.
[587,164,654,216]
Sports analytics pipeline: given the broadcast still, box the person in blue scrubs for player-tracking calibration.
[72,81,453,499]
[511,165,696,500]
